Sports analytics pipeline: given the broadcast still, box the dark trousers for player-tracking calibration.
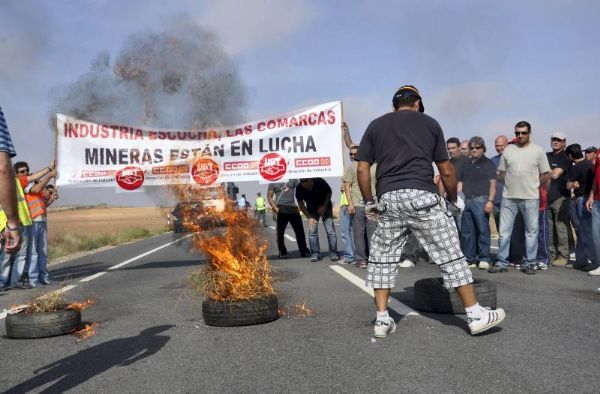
[276,211,309,256]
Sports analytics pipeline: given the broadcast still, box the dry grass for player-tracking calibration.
[23,289,66,313]
[47,207,171,260]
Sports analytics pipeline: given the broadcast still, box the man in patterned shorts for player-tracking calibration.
[355,85,505,338]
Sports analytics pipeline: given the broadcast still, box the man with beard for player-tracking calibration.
[356,85,505,337]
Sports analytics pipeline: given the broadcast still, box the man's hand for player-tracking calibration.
[347,203,356,215]
[273,206,279,214]
[586,196,594,212]
[307,217,318,232]
[483,200,494,214]
[2,224,21,254]
[364,200,380,221]
[447,193,465,215]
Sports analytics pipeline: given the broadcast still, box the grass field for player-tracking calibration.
[47,206,171,261]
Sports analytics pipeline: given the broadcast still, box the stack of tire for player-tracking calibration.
[413,278,497,314]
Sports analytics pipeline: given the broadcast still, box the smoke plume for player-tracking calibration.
[51,14,245,129]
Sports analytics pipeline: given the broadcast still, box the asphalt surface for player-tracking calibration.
[0,218,599,393]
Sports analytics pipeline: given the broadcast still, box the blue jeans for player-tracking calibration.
[574,197,597,265]
[27,220,49,283]
[0,225,31,287]
[461,196,491,262]
[339,206,355,261]
[308,216,338,258]
[592,201,600,264]
[496,198,539,269]
[537,209,550,265]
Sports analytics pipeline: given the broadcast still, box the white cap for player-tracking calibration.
[551,132,567,141]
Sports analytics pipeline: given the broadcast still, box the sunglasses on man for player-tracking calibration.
[514,131,530,136]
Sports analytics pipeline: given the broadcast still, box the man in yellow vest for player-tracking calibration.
[338,184,355,264]
[255,192,267,227]
[0,160,55,289]
[0,174,33,289]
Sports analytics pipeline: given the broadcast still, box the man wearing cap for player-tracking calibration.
[546,132,573,266]
[356,85,505,338]
[584,146,597,163]
[489,121,551,274]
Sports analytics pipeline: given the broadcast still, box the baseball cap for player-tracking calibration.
[584,146,597,153]
[551,132,567,141]
[392,85,424,113]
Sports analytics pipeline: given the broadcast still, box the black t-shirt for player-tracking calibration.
[567,159,594,197]
[457,156,497,198]
[547,151,572,202]
[451,155,468,174]
[295,178,333,217]
[355,110,449,197]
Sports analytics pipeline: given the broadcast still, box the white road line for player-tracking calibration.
[284,234,296,242]
[269,225,276,230]
[80,272,107,282]
[329,265,420,317]
[491,246,499,251]
[108,234,192,270]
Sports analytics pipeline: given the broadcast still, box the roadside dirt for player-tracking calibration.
[47,207,171,235]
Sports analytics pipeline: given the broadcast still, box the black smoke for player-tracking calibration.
[51,14,245,129]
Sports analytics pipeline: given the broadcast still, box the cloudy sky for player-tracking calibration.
[1,0,599,206]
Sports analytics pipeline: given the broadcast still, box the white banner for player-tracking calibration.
[56,101,344,190]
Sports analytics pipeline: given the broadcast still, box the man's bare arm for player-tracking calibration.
[30,170,56,193]
[539,171,551,186]
[436,160,458,202]
[0,152,19,226]
[357,161,374,202]
[341,122,355,149]
[267,189,278,212]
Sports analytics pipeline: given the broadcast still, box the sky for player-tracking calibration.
[1,0,599,207]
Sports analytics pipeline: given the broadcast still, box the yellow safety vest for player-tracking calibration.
[0,179,33,230]
[340,191,348,206]
[255,196,266,211]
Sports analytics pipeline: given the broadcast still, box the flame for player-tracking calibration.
[173,183,274,301]
[295,302,315,317]
[66,299,96,312]
[73,322,98,341]
[278,305,290,318]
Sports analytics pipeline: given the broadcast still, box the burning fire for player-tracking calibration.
[278,302,315,318]
[177,184,274,301]
[73,322,99,341]
[67,299,96,312]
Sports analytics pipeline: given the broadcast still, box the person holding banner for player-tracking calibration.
[356,85,505,338]
[0,105,20,258]
[296,178,339,262]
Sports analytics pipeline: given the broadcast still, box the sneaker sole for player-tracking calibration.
[374,323,397,338]
[470,313,506,335]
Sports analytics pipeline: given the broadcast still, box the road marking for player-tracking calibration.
[284,234,296,242]
[0,284,79,320]
[269,225,276,230]
[80,272,107,282]
[108,234,192,270]
[329,265,420,317]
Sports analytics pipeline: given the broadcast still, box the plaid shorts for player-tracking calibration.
[366,189,473,289]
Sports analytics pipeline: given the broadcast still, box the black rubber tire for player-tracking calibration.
[5,309,81,339]
[202,294,278,327]
[413,277,497,314]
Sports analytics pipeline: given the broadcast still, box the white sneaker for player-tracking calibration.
[478,261,490,270]
[374,319,396,338]
[399,259,415,268]
[569,252,576,261]
[588,266,600,276]
[468,262,477,268]
[468,307,506,335]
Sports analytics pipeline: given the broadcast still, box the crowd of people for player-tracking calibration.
[0,106,59,291]
[260,118,599,278]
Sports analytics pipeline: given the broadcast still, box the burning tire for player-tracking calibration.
[5,309,81,339]
[202,294,278,327]
[413,278,497,314]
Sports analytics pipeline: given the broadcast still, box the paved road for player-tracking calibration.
[0,219,599,393]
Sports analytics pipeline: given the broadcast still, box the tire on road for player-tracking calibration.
[202,294,278,327]
[413,277,497,314]
[5,308,81,339]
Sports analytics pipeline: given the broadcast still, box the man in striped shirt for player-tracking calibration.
[0,105,21,255]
